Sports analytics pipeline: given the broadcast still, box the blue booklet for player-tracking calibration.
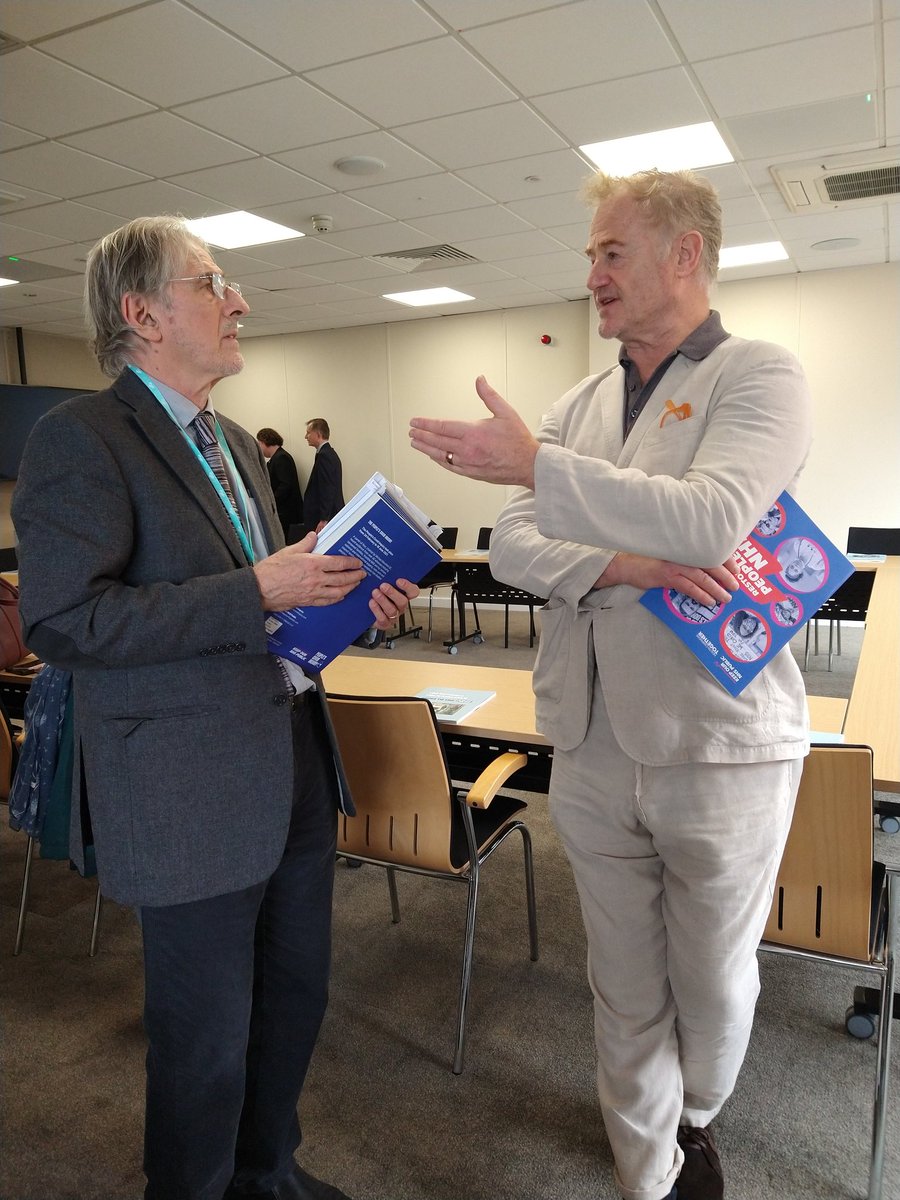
[265,472,442,672]
[639,491,854,696]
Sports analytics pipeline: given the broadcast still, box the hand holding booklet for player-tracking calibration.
[639,490,854,696]
[265,472,442,672]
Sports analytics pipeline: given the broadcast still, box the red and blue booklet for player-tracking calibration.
[639,491,854,695]
[265,472,442,672]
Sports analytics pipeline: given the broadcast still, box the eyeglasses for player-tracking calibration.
[167,272,242,299]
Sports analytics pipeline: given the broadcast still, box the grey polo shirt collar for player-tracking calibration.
[620,309,731,437]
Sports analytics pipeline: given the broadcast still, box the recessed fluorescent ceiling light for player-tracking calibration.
[383,287,474,307]
[719,242,789,269]
[0,277,17,287]
[185,211,303,249]
[580,122,733,174]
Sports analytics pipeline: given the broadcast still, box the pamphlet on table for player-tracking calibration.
[639,491,854,696]
[416,687,496,723]
[265,472,442,671]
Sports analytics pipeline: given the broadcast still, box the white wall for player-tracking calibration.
[6,260,899,552]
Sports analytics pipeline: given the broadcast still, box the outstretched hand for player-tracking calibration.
[409,375,540,489]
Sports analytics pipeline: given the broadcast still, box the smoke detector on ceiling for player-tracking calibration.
[771,151,900,214]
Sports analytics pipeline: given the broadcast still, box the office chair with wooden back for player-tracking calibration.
[328,694,538,1073]
[847,527,900,556]
[760,744,897,1200]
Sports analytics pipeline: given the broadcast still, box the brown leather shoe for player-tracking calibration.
[676,1124,724,1200]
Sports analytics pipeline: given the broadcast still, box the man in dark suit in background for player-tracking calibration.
[302,419,344,531]
[257,427,304,540]
[12,216,417,1200]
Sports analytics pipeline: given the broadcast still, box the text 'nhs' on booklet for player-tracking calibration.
[265,472,442,672]
[639,491,854,696]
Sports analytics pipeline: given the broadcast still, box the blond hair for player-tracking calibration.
[582,169,722,285]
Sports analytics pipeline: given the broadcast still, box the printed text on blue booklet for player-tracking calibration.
[639,491,854,696]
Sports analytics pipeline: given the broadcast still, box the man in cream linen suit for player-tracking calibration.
[13,217,416,1200]
[410,169,812,1200]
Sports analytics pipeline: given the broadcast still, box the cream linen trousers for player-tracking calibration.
[549,686,802,1200]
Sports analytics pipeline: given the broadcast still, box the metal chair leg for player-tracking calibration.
[453,865,481,1074]
[14,834,35,955]
[89,885,103,957]
[518,824,539,962]
[869,872,897,1200]
[386,867,401,924]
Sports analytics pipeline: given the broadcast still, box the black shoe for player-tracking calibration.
[676,1124,724,1200]
[224,1164,352,1200]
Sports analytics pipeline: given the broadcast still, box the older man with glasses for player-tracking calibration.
[13,215,418,1200]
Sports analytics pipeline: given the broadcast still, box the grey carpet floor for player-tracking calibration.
[2,610,897,1199]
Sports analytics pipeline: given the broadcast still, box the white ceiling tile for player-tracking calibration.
[397,103,566,170]
[0,48,154,138]
[0,141,147,197]
[532,66,707,145]
[274,132,442,190]
[0,219,66,254]
[317,223,448,257]
[297,257,408,284]
[452,229,569,261]
[169,159,328,209]
[0,281,82,308]
[545,220,592,249]
[16,243,95,273]
[719,195,772,227]
[77,180,234,221]
[0,182,61,212]
[174,78,374,157]
[306,38,514,126]
[186,0,444,70]
[725,95,878,161]
[458,150,593,202]
[718,259,797,281]
[695,164,758,201]
[505,190,589,228]
[239,268,331,291]
[694,28,876,117]
[426,0,573,25]
[405,206,531,242]
[886,21,900,88]
[0,201,120,242]
[221,238,356,270]
[657,0,875,60]
[344,174,491,220]
[0,0,144,40]
[257,194,396,237]
[62,113,255,177]
[771,204,886,239]
[40,0,288,107]
[0,122,41,154]
[493,250,588,278]
[887,87,900,142]
[460,0,678,95]
[795,247,887,272]
[719,221,782,248]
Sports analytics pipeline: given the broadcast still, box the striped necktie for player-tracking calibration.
[192,409,237,510]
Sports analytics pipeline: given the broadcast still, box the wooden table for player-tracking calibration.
[843,556,900,792]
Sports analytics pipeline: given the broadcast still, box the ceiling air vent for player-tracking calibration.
[771,152,900,213]
[369,244,479,274]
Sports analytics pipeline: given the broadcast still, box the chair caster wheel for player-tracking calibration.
[413,630,421,639]
[473,634,484,645]
[846,1005,877,1040]
[448,645,458,655]
[384,640,395,650]
[878,814,900,834]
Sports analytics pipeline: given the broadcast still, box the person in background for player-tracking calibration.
[303,419,344,532]
[12,215,417,1200]
[409,167,812,1200]
[257,427,303,541]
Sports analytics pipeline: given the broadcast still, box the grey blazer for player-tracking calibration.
[491,334,814,766]
[13,369,335,907]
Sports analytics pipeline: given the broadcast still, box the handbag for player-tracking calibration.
[0,577,27,669]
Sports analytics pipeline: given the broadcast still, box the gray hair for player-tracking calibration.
[84,215,208,377]
[581,168,722,285]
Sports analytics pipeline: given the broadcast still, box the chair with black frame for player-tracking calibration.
[847,527,900,556]
[0,546,18,572]
[760,743,898,1200]
[416,526,458,643]
[804,569,875,671]
[328,693,538,1074]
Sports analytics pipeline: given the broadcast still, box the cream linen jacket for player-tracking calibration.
[490,334,813,765]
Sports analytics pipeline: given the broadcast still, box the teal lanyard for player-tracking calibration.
[129,365,255,564]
